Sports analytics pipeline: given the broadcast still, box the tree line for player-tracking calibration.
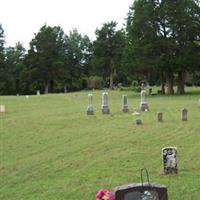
[0,0,199,95]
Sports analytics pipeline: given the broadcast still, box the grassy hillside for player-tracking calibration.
[1,87,200,200]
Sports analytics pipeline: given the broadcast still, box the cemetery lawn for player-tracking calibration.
[1,87,200,200]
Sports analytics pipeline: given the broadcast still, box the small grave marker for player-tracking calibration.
[181,108,188,121]
[0,105,5,113]
[157,112,163,122]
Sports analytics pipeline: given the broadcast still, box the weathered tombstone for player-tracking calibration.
[121,95,129,112]
[114,183,168,200]
[181,108,188,121]
[0,105,5,113]
[140,89,149,111]
[37,90,40,95]
[86,94,94,115]
[133,111,142,125]
[101,92,110,114]
[162,147,178,175]
[157,112,163,122]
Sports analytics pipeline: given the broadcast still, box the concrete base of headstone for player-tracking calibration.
[0,105,5,113]
[101,106,110,114]
[87,106,94,115]
[140,103,149,111]
[135,119,142,125]
[122,106,129,113]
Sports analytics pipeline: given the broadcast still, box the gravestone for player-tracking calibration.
[114,183,168,200]
[86,94,94,115]
[181,108,188,121]
[133,111,142,125]
[101,92,110,114]
[162,147,178,175]
[140,89,149,111]
[37,90,40,95]
[121,95,129,112]
[157,112,163,122]
[0,105,5,113]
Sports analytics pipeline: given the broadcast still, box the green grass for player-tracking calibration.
[1,87,200,200]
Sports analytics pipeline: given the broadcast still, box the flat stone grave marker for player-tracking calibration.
[0,105,5,113]
[181,108,188,121]
[162,147,178,175]
[86,94,94,115]
[101,92,110,114]
[121,95,128,112]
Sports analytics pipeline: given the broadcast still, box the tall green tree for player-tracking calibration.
[25,24,66,94]
[63,29,92,91]
[93,21,125,88]
[4,42,26,94]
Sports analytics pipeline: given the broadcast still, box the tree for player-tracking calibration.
[0,24,6,94]
[63,29,92,91]
[4,42,26,94]
[25,24,66,94]
[93,21,125,88]
[126,0,200,94]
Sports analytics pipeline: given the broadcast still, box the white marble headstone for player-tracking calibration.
[37,90,40,95]
[101,92,110,114]
[140,89,149,111]
[86,94,94,115]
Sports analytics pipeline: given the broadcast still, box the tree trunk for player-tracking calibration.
[109,71,113,89]
[160,72,165,94]
[177,70,186,95]
[166,71,174,95]
[64,84,67,93]
[44,81,50,94]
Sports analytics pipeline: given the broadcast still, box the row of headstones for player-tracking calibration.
[86,93,189,121]
[87,92,149,115]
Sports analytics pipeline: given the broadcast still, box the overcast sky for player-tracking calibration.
[1,0,133,49]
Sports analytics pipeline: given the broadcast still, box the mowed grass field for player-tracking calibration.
[1,87,200,200]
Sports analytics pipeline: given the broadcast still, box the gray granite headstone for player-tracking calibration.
[114,183,168,200]
[86,94,94,115]
[157,112,163,122]
[181,108,188,121]
[0,105,5,113]
[140,89,149,111]
[162,147,178,175]
[121,95,129,112]
[101,92,110,114]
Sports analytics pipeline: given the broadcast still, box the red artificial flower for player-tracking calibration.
[96,189,115,200]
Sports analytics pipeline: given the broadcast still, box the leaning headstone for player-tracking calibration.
[157,112,163,122]
[140,89,149,111]
[162,147,178,175]
[86,94,94,115]
[181,108,188,121]
[121,95,128,112]
[37,90,40,95]
[0,105,5,113]
[101,92,110,114]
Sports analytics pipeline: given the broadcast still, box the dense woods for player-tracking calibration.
[0,0,200,95]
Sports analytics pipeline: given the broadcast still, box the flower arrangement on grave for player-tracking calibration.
[96,189,115,200]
